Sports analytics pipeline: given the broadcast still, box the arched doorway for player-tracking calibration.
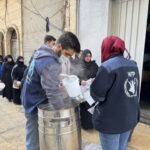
[0,32,5,57]
[6,28,18,60]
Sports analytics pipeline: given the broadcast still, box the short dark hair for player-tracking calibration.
[57,32,80,53]
[44,35,56,43]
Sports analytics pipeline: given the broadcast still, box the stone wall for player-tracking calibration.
[0,0,22,58]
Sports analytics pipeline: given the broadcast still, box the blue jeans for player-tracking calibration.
[99,130,131,150]
[25,112,40,150]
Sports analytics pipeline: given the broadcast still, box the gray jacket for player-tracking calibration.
[21,44,64,114]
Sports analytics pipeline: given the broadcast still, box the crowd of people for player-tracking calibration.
[0,32,140,150]
[0,55,27,104]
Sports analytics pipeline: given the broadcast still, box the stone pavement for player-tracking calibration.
[82,122,150,150]
[0,97,25,150]
[0,96,150,150]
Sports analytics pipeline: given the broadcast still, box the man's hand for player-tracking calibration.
[59,82,65,89]
[91,78,95,83]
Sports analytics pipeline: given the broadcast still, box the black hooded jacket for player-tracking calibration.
[11,56,27,82]
[1,55,15,100]
[78,49,98,81]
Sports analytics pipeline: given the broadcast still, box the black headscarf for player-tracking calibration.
[16,56,24,67]
[0,55,3,65]
[82,49,92,60]
[4,56,8,62]
[81,49,92,67]
[6,55,14,65]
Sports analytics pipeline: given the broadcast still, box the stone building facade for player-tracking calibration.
[0,0,22,60]
[0,0,76,63]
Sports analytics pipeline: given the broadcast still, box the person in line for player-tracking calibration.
[2,55,15,102]
[3,56,8,63]
[0,55,3,95]
[0,55,3,81]
[79,49,98,130]
[90,36,140,150]
[11,56,27,105]
[21,32,80,150]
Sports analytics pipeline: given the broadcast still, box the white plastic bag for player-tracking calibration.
[0,82,5,91]
[87,102,99,114]
[81,78,95,106]
[62,75,83,101]
[84,144,102,150]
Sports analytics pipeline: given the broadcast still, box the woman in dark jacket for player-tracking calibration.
[0,55,3,80]
[11,56,27,105]
[79,49,98,130]
[79,49,98,83]
[0,55,3,95]
[2,55,15,102]
[90,36,140,150]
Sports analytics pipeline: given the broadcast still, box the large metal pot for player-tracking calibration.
[38,99,82,150]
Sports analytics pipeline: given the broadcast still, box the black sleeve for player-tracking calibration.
[20,67,29,88]
[90,66,115,102]
[92,62,99,78]
[1,63,6,83]
[24,65,27,70]
[11,66,18,81]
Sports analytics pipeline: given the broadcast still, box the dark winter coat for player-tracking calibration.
[79,50,98,130]
[11,60,27,105]
[2,61,15,100]
[0,64,2,80]
[79,60,98,82]
[90,55,140,134]
[0,56,3,80]
[12,63,27,81]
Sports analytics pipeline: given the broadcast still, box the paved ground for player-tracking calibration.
[0,96,150,150]
[0,97,25,150]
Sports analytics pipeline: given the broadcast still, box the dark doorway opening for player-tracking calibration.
[0,32,5,57]
[140,2,150,125]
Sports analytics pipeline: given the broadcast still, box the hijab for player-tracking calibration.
[101,36,125,63]
[81,49,93,69]
[16,56,24,67]
[6,55,14,65]
[82,49,92,62]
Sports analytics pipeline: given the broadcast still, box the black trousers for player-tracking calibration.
[80,102,94,130]
[13,88,21,105]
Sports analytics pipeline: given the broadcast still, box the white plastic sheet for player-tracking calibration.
[81,79,95,106]
[84,144,102,150]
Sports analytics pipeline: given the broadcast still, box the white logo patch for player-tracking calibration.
[124,72,138,98]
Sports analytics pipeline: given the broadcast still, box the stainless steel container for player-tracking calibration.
[38,99,82,150]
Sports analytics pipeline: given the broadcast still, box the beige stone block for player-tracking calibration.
[0,137,13,150]
[0,127,25,149]
[82,129,100,145]
[128,123,150,150]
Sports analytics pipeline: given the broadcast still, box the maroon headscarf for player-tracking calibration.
[101,36,125,63]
